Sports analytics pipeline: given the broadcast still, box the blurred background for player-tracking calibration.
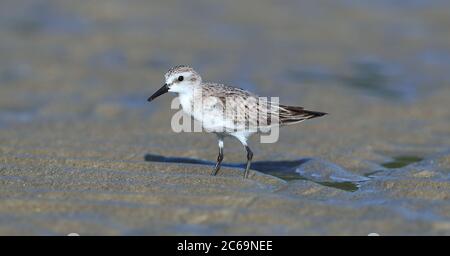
[2,0,450,124]
[1,0,450,235]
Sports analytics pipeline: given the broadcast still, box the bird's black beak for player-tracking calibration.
[147,84,169,102]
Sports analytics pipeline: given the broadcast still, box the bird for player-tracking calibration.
[147,65,327,178]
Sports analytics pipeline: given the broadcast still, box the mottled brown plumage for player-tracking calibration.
[148,65,327,178]
[199,82,326,131]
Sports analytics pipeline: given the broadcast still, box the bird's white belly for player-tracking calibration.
[179,94,232,133]
[192,106,230,132]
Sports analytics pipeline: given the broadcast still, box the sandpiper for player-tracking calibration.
[148,65,327,178]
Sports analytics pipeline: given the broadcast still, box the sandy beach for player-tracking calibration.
[1,0,450,235]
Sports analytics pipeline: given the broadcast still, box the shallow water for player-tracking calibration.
[1,0,450,235]
[144,154,365,192]
[381,156,424,169]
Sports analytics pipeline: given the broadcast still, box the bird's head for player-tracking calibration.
[148,65,201,102]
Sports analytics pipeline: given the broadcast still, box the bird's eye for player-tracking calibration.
[178,76,184,82]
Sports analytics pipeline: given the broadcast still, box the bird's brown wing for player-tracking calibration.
[277,105,327,125]
[201,84,327,130]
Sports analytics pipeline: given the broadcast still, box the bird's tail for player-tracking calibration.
[277,105,327,126]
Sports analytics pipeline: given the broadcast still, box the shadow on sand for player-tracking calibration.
[144,154,360,192]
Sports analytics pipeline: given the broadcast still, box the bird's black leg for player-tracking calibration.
[243,145,253,179]
[211,139,224,176]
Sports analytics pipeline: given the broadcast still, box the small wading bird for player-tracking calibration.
[148,65,327,178]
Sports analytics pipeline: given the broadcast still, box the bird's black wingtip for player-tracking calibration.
[305,110,328,118]
[316,111,328,117]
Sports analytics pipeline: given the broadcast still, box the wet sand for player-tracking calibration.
[1,0,450,235]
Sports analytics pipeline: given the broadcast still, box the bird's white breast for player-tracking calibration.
[178,92,193,115]
[178,92,230,133]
